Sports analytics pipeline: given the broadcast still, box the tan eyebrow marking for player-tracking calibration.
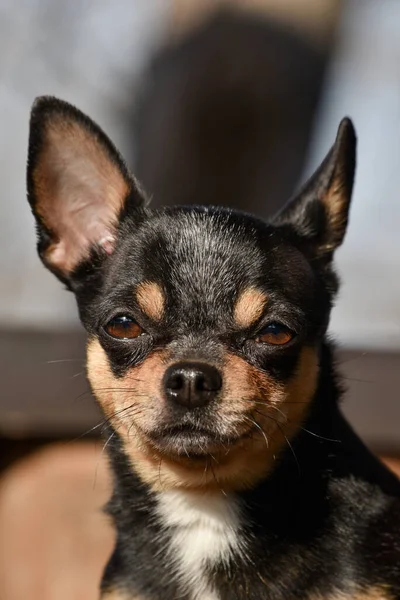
[233,287,268,328]
[135,281,165,321]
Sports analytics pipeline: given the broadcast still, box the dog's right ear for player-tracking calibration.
[27,96,146,285]
[272,118,356,260]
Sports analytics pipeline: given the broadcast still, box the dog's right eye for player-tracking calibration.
[255,322,294,346]
[104,316,144,340]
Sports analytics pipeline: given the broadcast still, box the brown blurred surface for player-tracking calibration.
[0,443,114,600]
[0,442,398,600]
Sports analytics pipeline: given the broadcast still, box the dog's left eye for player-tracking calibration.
[255,322,294,345]
[104,316,144,339]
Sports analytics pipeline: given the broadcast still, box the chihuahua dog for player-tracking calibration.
[27,97,400,600]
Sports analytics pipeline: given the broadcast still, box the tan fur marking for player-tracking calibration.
[87,338,319,493]
[87,338,166,422]
[136,281,165,321]
[233,287,268,329]
[309,586,393,600]
[34,116,130,274]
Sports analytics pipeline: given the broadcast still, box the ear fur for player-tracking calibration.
[273,118,356,257]
[27,96,146,282]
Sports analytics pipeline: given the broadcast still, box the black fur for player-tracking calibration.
[26,97,400,600]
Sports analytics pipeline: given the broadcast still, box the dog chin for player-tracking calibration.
[144,425,239,459]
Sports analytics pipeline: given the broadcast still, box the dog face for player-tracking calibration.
[27,97,356,491]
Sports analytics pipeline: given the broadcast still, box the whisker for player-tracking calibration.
[208,452,219,465]
[341,376,376,384]
[233,397,310,406]
[300,427,341,443]
[254,407,341,444]
[46,358,84,364]
[73,388,150,402]
[93,430,116,489]
[158,457,164,491]
[202,457,209,484]
[69,420,109,442]
[71,371,84,379]
[280,402,310,405]
[252,410,300,475]
[268,405,288,423]
[89,385,148,392]
[242,415,269,450]
[337,351,368,366]
[69,403,143,443]
[275,420,301,476]
[209,458,226,497]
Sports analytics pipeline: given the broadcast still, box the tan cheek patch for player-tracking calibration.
[233,287,268,329]
[221,346,318,426]
[87,338,166,428]
[221,352,284,423]
[136,281,165,321]
[86,338,115,414]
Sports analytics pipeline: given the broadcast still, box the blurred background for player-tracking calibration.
[0,1,399,598]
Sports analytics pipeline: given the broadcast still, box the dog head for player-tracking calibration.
[27,97,356,491]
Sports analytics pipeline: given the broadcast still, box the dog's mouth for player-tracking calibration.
[144,423,249,459]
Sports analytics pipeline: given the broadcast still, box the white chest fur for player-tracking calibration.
[156,489,243,600]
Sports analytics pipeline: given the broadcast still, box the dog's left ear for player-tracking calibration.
[273,118,356,258]
[27,96,146,284]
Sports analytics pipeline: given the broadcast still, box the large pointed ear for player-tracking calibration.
[273,118,356,258]
[27,96,147,283]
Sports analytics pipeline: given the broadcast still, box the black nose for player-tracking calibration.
[163,361,222,409]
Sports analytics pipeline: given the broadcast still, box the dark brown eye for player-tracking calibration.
[255,323,294,346]
[104,316,144,339]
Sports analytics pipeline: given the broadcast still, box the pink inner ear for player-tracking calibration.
[34,118,131,274]
[48,207,117,273]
